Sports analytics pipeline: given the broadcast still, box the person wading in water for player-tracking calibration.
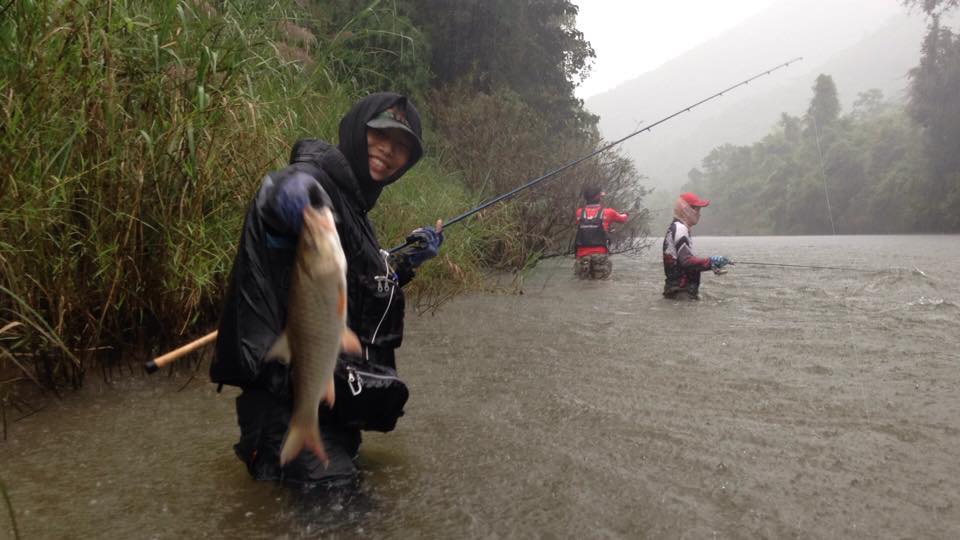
[573,186,628,280]
[661,192,729,299]
[211,92,444,487]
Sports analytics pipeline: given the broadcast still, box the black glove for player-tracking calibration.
[402,226,443,268]
[271,172,331,235]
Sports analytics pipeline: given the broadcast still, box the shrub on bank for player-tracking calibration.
[0,0,464,410]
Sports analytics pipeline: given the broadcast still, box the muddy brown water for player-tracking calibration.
[1,235,959,539]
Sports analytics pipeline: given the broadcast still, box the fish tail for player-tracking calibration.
[279,420,328,467]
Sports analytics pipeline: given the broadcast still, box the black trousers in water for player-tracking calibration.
[234,387,361,486]
[663,269,702,299]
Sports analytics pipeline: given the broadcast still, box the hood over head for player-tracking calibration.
[337,92,424,210]
[287,139,364,205]
[673,192,708,227]
[582,186,605,203]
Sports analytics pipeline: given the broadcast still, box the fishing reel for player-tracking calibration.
[712,261,734,275]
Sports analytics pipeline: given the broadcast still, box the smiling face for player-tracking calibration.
[366,127,413,181]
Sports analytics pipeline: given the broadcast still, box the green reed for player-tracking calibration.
[0,477,19,540]
[0,0,430,398]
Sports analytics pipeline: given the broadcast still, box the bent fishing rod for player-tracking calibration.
[390,56,804,253]
[146,59,804,373]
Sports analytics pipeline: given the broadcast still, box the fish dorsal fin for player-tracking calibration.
[266,332,292,365]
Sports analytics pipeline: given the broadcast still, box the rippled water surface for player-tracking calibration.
[2,235,959,539]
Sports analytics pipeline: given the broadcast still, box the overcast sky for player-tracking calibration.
[573,0,779,99]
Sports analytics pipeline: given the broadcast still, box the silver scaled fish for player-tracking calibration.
[268,205,349,466]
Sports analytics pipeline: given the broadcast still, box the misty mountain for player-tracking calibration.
[584,0,928,196]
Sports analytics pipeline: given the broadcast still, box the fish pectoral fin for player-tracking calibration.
[323,379,336,408]
[266,332,292,365]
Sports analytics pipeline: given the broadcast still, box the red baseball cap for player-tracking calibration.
[679,192,710,207]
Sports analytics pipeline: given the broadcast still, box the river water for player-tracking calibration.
[1,235,959,539]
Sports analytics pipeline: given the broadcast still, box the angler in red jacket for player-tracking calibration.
[574,186,628,279]
[662,192,729,299]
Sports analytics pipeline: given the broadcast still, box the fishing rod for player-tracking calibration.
[144,330,217,373]
[146,59,805,373]
[391,56,804,253]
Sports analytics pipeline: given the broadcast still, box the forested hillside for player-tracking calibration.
[0,0,648,400]
[683,1,960,235]
[585,0,911,194]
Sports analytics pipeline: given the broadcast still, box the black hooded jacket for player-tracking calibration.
[212,93,422,398]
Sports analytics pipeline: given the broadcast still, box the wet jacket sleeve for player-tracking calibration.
[603,208,628,224]
[678,248,711,271]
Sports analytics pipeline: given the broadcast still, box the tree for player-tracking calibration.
[403,0,595,130]
[851,89,886,119]
[780,113,802,144]
[907,16,960,228]
[806,74,841,131]
[677,71,955,234]
[902,0,960,16]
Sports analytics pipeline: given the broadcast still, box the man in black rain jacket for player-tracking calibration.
[211,93,443,486]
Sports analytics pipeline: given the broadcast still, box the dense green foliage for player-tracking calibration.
[904,0,960,16]
[906,16,960,229]
[395,0,647,264]
[684,3,960,236]
[405,0,596,129]
[683,76,935,235]
[426,84,649,266]
[0,0,648,408]
[2,0,357,395]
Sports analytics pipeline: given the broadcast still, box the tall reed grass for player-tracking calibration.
[0,0,443,415]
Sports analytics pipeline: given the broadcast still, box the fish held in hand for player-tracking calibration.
[267,205,348,467]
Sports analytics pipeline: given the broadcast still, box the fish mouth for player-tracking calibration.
[302,206,336,232]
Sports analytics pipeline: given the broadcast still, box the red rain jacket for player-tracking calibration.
[574,204,628,257]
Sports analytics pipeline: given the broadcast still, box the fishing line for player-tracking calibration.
[732,261,930,275]
[391,57,804,253]
[732,260,877,272]
[738,254,906,425]
[737,257,883,444]
[812,115,837,234]
[0,478,19,540]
